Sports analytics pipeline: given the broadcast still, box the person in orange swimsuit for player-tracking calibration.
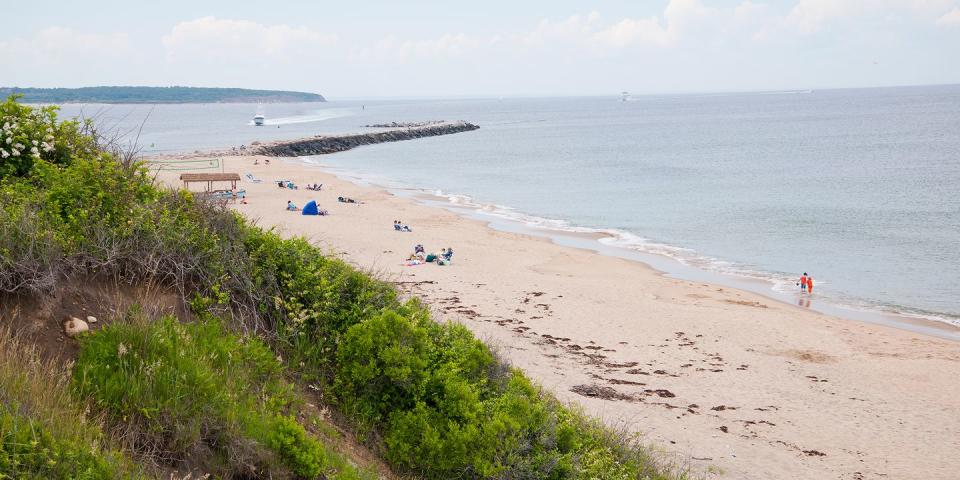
[807,276,814,294]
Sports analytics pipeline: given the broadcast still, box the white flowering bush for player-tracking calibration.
[0,95,96,178]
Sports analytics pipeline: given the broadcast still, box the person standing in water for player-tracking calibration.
[807,276,814,294]
[797,272,809,292]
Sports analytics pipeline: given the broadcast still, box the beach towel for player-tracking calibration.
[302,200,319,215]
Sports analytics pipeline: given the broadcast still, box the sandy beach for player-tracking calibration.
[156,155,960,480]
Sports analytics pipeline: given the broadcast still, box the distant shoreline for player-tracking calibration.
[1,86,326,104]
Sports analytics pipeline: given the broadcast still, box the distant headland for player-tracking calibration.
[0,86,326,104]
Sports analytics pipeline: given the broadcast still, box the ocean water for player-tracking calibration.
[55,85,960,326]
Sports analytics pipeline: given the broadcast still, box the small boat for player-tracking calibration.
[253,103,265,126]
[621,91,631,102]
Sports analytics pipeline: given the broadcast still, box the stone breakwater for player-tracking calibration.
[250,120,479,157]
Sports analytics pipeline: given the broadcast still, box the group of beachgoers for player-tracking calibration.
[406,244,453,266]
[278,181,355,215]
[277,181,323,191]
[393,220,413,232]
[797,272,814,294]
[286,200,329,215]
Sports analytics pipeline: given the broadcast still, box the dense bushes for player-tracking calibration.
[243,226,675,478]
[72,314,368,479]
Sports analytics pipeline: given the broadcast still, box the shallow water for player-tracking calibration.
[56,85,960,326]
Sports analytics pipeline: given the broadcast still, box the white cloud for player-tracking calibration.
[734,1,769,21]
[360,33,480,62]
[936,7,960,26]
[785,0,957,33]
[161,17,337,63]
[0,27,132,63]
[785,0,859,33]
[593,17,671,47]
[520,12,602,48]
[0,27,136,87]
[514,0,717,51]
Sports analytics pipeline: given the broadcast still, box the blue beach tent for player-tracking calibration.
[302,200,319,215]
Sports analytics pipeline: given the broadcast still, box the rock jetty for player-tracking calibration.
[364,121,445,128]
[251,120,479,157]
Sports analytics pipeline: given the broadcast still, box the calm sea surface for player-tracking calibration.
[56,85,960,326]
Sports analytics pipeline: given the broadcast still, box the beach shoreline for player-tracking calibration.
[154,153,960,480]
[320,162,960,341]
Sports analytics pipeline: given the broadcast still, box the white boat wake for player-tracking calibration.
[249,108,355,126]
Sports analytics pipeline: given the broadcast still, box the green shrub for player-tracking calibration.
[240,228,399,376]
[1,95,96,179]
[0,409,123,480]
[71,314,362,479]
[267,415,327,478]
[0,331,139,479]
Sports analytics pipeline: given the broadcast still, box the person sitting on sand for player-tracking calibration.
[286,200,298,211]
[435,247,454,265]
[408,245,426,261]
[277,181,286,188]
[338,196,358,204]
[394,220,403,231]
[254,159,259,165]
[265,159,271,165]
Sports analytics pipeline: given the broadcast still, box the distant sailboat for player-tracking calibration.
[620,91,631,102]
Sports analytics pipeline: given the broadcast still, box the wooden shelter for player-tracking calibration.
[179,173,241,192]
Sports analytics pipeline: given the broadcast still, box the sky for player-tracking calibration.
[3,0,960,98]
